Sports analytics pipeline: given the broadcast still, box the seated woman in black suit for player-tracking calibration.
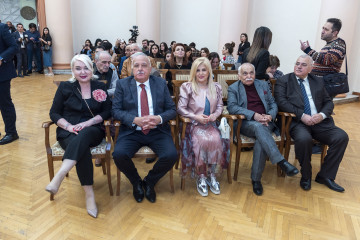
[45,54,111,218]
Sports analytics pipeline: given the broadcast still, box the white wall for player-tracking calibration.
[70,0,136,54]
[160,0,221,52]
[247,0,322,74]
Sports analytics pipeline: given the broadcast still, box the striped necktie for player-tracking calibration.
[298,79,311,115]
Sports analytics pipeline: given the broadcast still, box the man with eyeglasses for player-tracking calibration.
[227,63,299,196]
[275,55,348,192]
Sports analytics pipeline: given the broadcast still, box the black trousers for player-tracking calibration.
[59,126,104,185]
[112,129,178,186]
[16,48,27,75]
[290,118,348,180]
[0,80,17,135]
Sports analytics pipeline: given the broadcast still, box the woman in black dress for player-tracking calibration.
[46,54,111,218]
[236,33,250,63]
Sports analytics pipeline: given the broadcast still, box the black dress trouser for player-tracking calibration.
[0,80,17,135]
[59,126,104,185]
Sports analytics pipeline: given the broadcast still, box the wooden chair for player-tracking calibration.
[42,120,113,200]
[168,69,191,81]
[172,80,236,190]
[232,112,294,180]
[109,120,176,196]
[282,113,327,172]
[153,58,165,69]
[112,62,120,72]
[213,70,238,98]
[158,69,168,79]
[223,63,234,70]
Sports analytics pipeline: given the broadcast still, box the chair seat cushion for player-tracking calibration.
[136,146,155,154]
[236,133,281,144]
[51,139,107,156]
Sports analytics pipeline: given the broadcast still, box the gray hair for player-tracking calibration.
[238,62,255,74]
[130,43,142,52]
[298,54,314,65]
[131,52,151,67]
[95,51,111,61]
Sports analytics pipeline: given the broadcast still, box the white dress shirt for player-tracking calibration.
[297,76,327,119]
[135,79,162,130]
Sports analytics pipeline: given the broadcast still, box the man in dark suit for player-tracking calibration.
[0,22,19,145]
[112,52,177,203]
[13,23,29,77]
[227,63,299,196]
[275,55,348,192]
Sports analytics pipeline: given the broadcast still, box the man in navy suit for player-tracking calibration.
[112,52,177,203]
[0,23,19,145]
[13,23,29,77]
[275,55,348,192]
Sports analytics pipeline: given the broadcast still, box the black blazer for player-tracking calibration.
[50,80,112,139]
[274,72,333,125]
[12,31,28,50]
[242,48,270,80]
[0,23,18,82]
[112,75,176,139]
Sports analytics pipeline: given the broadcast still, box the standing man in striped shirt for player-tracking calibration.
[299,18,345,89]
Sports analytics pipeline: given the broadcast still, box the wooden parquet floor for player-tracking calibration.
[1,73,360,240]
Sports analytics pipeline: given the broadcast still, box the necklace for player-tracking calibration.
[176,64,182,69]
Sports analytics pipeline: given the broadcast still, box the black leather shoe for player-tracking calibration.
[300,177,311,191]
[27,70,32,74]
[145,157,156,164]
[37,70,44,74]
[277,160,299,176]
[18,74,24,78]
[24,73,30,77]
[252,181,263,196]
[315,175,344,192]
[143,180,156,203]
[133,180,144,202]
[0,134,19,145]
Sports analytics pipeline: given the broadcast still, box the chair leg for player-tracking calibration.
[170,168,174,193]
[116,169,121,196]
[233,143,242,181]
[181,177,185,190]
[101,159,106,175]
[227,152,232,184]
[321,145,327,165]
[105,156,113,196]
[47,156,55,201]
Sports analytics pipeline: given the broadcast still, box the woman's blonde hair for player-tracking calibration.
[189,57,216,99]
[69,54,98,82]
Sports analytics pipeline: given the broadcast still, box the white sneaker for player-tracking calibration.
[206,176,220,195]
[197,176,208,197]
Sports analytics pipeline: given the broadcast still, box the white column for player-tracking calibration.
[136,0,161,43]
[218,0,249,57]
[44,0,74,69]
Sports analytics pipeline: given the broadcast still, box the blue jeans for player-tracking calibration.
[27,46,42,71]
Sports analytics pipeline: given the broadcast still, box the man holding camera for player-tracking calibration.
[13,23,29,77]
[25,23,43,74]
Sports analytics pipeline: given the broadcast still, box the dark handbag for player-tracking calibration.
[44,44,50,51]
[323,56,349,96]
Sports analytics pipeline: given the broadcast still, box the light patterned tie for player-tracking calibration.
[299,79,311,115]
[140,84,150,135]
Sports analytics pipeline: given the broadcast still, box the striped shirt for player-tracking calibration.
[304,38,346,76]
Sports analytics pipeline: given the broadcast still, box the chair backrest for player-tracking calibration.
[213,70,238,98]
[158,69,168,79]
[153,58,165,69]
[112,62,120,72]
[270,78,276,96]
[223,63,234,70]
[168,69,191,81]
[172,80,189,108]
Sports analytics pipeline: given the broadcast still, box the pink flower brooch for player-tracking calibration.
[92,89,107,102]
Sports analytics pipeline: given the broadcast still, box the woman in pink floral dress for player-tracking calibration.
[45,54,111,218]
[178,57,229,197]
